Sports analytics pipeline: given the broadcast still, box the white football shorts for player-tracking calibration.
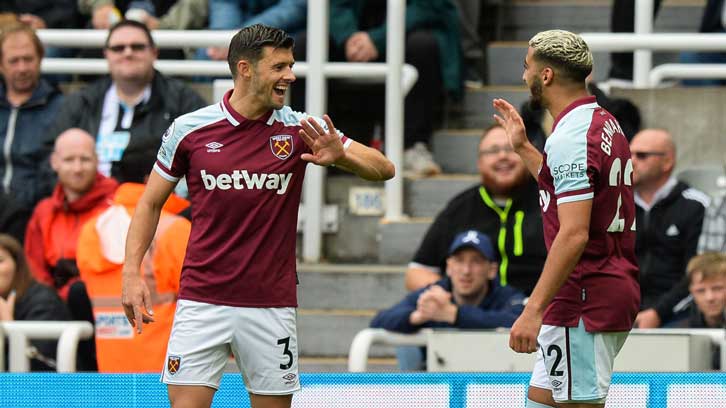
[529,318,629,403]
[161,299,300,395]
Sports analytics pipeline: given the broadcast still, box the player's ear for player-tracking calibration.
[542,67,554,85]
[237,59,253,79]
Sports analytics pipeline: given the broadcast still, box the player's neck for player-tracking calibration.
[545,87,590,122]
[228,87,269,120]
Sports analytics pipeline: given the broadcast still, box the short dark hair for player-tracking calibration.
[105,19,155,49]
[0,23,44,60]
[480,123,504,143]
[227,24,294,77]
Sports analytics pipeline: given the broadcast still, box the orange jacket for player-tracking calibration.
[24,173,118,299]
[76,183,191,373]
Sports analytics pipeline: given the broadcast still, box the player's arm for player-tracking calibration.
[333,140,395,181]
[493,98,542,178]
[527,198,591,314]
[121,170,177,334]
[299,115,395,181]
[509,198,591,353]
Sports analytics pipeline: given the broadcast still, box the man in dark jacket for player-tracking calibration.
[0,191,30,243]
[48,19,207,181]
[631,128,710,327]
[0,23,64,208]
[406,124,546,296]
[372,230,525,370]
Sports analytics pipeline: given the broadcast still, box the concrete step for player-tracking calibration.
[297,309,396,357]
[297,263,405,310]
[447,86,530,129]
[405,174,478,218]
[378,218,432,264]
[431,129,482,174]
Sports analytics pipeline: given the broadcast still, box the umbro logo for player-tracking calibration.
[551,379,563,388]
[206,141,223,153]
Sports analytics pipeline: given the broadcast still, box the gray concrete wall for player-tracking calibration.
[613,88,726,171]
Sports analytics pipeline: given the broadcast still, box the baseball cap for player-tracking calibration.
[448,230,495,260]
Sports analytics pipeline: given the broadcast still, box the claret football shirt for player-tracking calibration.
[538,96,640,332]
[155,90,351,307]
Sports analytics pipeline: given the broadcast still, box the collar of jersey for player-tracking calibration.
[220,89,273,127]
[551,95,597,133]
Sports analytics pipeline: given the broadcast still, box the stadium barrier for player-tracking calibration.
[0,372,724,407]
[348,328,726,373]
[0,321,93,372]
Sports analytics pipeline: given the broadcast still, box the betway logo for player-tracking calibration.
[201,170,292,195]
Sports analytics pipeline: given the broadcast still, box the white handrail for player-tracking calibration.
[649,63,726,86]
[0,321,94,372]
[41,59,419,95]
[348,328,429,372]
[38,29,238,48]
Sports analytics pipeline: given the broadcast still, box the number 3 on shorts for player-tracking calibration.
[277,337,293,370]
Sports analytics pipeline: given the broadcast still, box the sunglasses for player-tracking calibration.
[632,151,666,160]
[106,43,150,53]
[479,145,515,156]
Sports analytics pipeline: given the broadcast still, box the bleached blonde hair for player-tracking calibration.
[529,29,593,83]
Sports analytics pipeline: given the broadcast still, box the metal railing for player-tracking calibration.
[348,327,726,372]
[36,0,409,262]
[0,321,94,372]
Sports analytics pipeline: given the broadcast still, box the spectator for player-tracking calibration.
[674,252,725,369]
[0,191,31,243]
[698,192,726,253]
[24,128,117,372]
[77,151,190,373]
[680,0,726,86]
[0,1,82,30]
[199,0,306,61]
[0,233,73,371]
[371,230,525,370]
[49,19,207,180]
[406,124,546,296]
[79,0,206,30]
[25,128,118,300]
[0,23,64,209]
[630,128,710,328]
[452,0,483,87]
[292,0,462,177]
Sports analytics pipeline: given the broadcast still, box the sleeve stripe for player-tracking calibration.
[557,192,594,204]
[154,162,180,182]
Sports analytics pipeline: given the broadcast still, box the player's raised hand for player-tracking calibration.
[508,309,541,353]
[299,115,345,166]
[492,98,528,151]
[121,271,155,334]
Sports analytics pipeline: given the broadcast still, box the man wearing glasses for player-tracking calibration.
[405,123,547,297]
[630,128,710,328]
[49,20,206,181]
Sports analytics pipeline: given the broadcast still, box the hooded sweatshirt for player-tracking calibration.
[24,173,118,299]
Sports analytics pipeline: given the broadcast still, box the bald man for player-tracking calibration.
[24,129,119,371]
[630,128,710,328]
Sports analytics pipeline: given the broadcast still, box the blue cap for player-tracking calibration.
[448,230,496,260]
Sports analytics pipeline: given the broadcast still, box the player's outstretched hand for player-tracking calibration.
[508,309,542,353]
[492,98,528,151]
[121,273,155,334]
[299,115,345,166]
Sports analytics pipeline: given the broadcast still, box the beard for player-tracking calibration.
[528,76,545,110]
[481,166,529,197]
